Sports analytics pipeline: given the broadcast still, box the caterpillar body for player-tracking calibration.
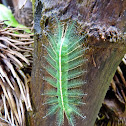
[42,20,87,126]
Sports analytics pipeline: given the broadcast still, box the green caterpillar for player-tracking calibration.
[42,20,88,126]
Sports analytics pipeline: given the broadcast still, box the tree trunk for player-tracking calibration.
[29,0,126,126]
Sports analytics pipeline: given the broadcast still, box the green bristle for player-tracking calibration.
[43,89,57,96]
[68,97,81,104]
[43,97,58,105]
[68,97,86,106]
[65,22,75,38]
[67,79,86,89]
[46,32,57,51]
[68,50,85,62]
[44,77,57,88]
[68,58,86,71]
[67,44,82,56]
[68,33,87,46]
[57,22,63,42]
[44,66,57,79]
[68,89,86,97]
[66,112,75,126]
[47,46,56,59]
[68,69,84,80]
[45,55,56,69]
[43,104,59,118]
[67,37,84,51]
[70,105,86,119]
[68,116,75,126]
[56,109,64,126]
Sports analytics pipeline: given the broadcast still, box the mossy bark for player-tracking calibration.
[29,0,126,126]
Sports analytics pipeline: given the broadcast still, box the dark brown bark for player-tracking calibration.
[29,0,126,126]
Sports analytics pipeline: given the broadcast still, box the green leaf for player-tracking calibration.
[0,4,31,33]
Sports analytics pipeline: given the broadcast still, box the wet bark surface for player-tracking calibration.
[29,0,126,126]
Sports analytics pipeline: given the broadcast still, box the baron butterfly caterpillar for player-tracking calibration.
[42,19,88,126]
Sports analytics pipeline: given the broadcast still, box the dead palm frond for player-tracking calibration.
[0,20,33,126]
[95,54,126,126]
